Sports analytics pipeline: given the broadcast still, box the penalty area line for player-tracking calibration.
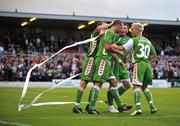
[0,120,31,126]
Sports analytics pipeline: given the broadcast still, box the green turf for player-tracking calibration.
[0,87,180,126]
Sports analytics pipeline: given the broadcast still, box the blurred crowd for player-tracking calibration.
[0,28,180,81]
[0,50,84,81]
[151,55,180,80]
[0,28,90,56]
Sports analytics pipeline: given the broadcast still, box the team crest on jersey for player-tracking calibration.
[98,59,106,76]
[85,57,94,75]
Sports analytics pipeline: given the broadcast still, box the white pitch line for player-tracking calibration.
[0,120,31,126]
[15,115,180,120]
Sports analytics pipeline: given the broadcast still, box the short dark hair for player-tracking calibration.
[123,23,129,29]
[112,20,122,26]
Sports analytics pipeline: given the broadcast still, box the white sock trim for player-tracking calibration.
[75,102,80,106]
[144,88,149,93]
[110,87,118,90]
[78,87,84,91]
[149,100,153,104]
[136,102,141,106]
[134,88,141,92]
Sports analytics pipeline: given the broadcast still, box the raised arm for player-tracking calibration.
[95,22,113,33]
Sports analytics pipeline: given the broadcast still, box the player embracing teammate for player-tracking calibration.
[73,21,157,116]
[112,23,157,115]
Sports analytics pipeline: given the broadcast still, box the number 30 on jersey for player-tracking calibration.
[136,43,150,58]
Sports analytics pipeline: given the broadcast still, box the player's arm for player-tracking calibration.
[149,54,157,64]
[111,53,125,67]
[103,29,124,54]
[95,21,114,33]
[104,42,124,55]
[150,55,157,60]
[103,29,117,53]
[149,44,157,61]
[111,39,133,51]
[111,44,125,51]
[110,47,124,55]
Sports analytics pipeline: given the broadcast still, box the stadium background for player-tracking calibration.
[0,0,180,126]
[0,0,180,85]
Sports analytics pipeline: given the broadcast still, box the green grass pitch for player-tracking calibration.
[0,87,180,126]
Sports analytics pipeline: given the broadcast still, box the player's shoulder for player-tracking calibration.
[132,36,139,40]
[142,36,153,45]
[131,36,140,43]
[115,33,120,39]
[133,36,150,43]
[105,28,114,35]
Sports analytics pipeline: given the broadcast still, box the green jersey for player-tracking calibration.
[96,28,117,61]
[115,35,131,62]
[123,36,156,63]
[86,30,99,57]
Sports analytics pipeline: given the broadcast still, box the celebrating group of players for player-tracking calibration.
[72,20,157,115]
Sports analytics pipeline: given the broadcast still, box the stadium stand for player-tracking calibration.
[0,27,179,82]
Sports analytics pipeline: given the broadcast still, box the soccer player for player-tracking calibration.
[107,23,132,113]
[111,23,157,115]
[72,21,114,113]
[87,20,132,114]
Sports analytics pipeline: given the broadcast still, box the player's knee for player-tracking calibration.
[94,82,102,89]
[122,81,131,89]
[109,78,118,87]
[133,87,141,92]
[133,85,141,91]
[80,80,88,89]
[93,84,101,90]
[81,85,87,89]
[142,87,149,93]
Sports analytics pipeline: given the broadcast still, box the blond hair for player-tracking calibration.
[131,23,144,32]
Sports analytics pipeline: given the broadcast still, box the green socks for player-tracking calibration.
[107,90,113,105]
[143,89,155,109]
[118,86,127,96]
[107,86,128,106]
[89,86,100,110]
[87,88,93,104]
[134,88,141,110]
[110,87,123,108]
[75,87,84,106]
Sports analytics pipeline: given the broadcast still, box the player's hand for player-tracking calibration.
[110,20,115,25]
[111,43,118,48]
[118,51,124,55]
[120,62,125,67]
[99,30,105,36]
[118,59,125,67]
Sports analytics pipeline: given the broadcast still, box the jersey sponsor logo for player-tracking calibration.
[133,63,137,80]
[85,57,94,75]
[98,59,106,76]
[89,40,97,56]
[132,63,142,85]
